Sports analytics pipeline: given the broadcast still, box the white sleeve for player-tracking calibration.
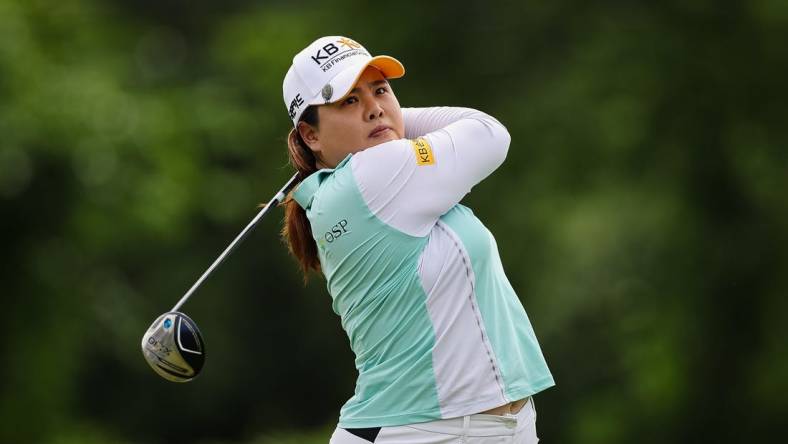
[401,107,487,139]
[350,107,511,237]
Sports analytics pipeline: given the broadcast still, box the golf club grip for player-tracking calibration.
[171,173,300,312]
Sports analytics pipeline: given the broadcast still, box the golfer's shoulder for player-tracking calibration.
[315,140,414,209]
[310,160,365,211]
[293,155,357,211]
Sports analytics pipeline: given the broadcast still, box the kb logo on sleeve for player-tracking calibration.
[410,138,435,166]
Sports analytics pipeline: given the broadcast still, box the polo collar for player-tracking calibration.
[292,154,352,209]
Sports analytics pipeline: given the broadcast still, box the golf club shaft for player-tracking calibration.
[171,173,300,312]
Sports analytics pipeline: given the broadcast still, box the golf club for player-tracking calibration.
[141,173,300,382]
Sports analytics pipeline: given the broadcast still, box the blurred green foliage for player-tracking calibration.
[1,0,786,443]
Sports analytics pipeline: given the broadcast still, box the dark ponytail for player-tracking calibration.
[282,106,321,282]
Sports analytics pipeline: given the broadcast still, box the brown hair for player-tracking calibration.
[282,106,321,281]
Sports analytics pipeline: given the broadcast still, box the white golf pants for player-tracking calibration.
[329,397,539,444]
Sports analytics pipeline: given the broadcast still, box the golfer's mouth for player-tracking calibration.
[369,125,392,138]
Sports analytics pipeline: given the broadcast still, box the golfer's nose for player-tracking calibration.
[365,99,384,121]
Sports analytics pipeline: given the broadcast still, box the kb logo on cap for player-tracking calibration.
[311,38,363,66]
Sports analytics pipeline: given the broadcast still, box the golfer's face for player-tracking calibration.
[308,66,404,168]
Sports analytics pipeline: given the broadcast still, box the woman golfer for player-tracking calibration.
[281,36,555,443]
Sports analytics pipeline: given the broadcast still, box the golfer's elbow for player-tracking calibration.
[474,112,511,168]
[494,119,511,165]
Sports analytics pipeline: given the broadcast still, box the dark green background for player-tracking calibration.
[1,0,786,442]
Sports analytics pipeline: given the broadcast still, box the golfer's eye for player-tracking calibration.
[343,96,358,106]
[375,86,388,95]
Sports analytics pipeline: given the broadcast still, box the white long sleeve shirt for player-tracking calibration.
[293,107,555,428]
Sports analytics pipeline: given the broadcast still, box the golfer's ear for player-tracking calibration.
[297,121,321,154]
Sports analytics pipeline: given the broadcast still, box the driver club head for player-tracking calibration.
[141,311,205,382]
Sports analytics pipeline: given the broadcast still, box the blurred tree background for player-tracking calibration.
[1,0,786,442]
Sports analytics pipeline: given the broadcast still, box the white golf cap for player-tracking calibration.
[283,36,405,126]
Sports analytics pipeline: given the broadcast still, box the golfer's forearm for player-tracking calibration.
[402,107,509,145]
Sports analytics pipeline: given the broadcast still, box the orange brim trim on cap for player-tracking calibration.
[369,55,405,79]
[331,55,406,103]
